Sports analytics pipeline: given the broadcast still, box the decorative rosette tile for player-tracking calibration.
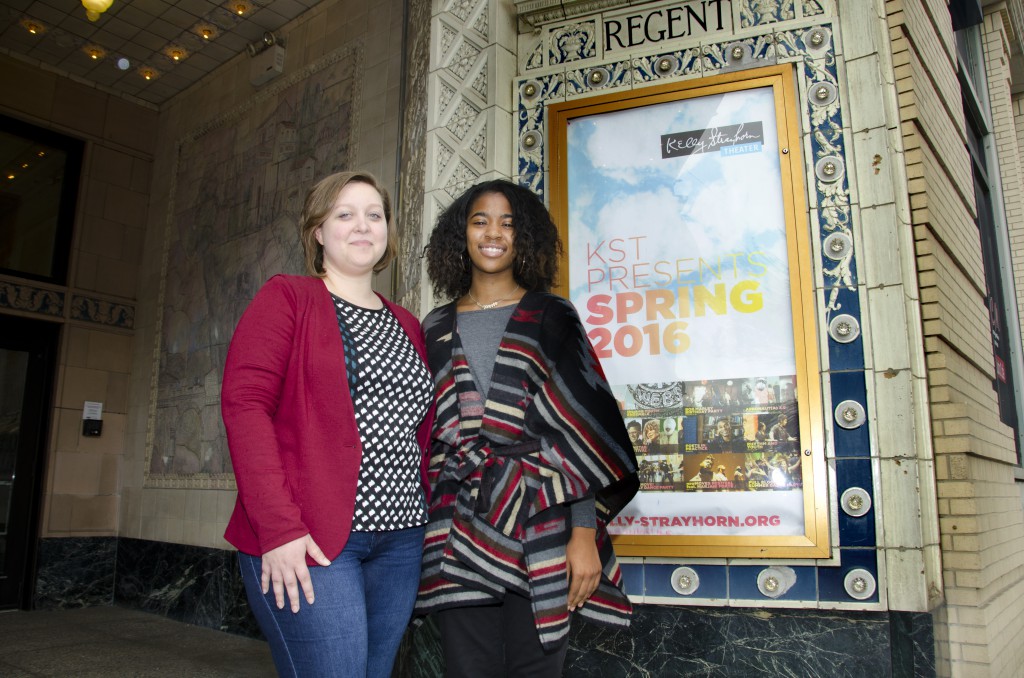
[632,48,702,82]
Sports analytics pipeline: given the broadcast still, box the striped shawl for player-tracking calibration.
[415,291,639,650]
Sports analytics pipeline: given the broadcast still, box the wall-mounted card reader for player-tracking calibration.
[83,401,103,437]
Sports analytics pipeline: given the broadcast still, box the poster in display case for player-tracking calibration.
[548,65,829,558]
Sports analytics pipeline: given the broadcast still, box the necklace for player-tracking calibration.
[467,285,520,310]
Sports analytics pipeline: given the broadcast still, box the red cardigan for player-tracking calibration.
[221,274,434,561]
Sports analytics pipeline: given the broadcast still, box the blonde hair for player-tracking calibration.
[299,171,397,276]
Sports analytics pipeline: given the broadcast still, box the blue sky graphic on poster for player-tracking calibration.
[567,86,796,385]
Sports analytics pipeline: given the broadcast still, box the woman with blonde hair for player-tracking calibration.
[222,171,433,677]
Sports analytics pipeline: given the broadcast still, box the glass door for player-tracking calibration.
[0,314,57,609]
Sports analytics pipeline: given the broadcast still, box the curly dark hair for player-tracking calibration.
[424,179,563,301]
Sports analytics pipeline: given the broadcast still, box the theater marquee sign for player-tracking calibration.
[602,0,731,54]
[549,65,829,558]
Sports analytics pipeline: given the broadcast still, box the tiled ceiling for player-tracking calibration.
[0,0,319,107]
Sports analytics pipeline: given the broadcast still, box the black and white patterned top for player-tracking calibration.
[332,294,432,531]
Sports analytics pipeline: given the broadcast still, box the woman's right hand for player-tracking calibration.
[261,534,332,612]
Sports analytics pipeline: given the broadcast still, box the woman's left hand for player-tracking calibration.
[566,527,600,611]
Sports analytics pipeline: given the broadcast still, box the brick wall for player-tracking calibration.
[887,0,1024,675]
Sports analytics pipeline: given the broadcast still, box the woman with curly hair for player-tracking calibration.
[416,179,639,677]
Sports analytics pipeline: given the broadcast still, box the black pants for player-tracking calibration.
[437,592,570,677]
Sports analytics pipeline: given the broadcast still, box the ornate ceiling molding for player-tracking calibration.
[514,0,635,28]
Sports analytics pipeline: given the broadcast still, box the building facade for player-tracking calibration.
[2,0,1024,675]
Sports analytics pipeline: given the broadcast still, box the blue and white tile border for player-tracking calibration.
[0,278,134,330]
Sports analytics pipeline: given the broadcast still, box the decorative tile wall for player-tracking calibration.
[0,280,136,330]
[512,2,882,611]
[401,0,939,668]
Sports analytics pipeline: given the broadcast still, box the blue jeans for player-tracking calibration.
[239,525,425,678]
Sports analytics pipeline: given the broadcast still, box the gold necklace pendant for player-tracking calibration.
[468,285,520,310]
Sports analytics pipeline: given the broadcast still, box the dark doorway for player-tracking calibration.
[0,313,58,609]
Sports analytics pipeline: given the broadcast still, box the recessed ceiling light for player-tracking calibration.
[117,57,130,70]
[22,20,44,35]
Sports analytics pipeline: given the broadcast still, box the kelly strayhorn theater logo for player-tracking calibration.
[661,121,764,158]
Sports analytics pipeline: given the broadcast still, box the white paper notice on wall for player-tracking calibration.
[83,401,103,436]
[83,401,103,420]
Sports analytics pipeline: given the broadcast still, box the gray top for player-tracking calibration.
[458,305,597,529]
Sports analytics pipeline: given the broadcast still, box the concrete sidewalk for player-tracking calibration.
[0,606,275,677]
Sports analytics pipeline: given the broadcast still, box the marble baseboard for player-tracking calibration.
[32,538,934,677]
[113,537,259,637]
[33,536,260,639]
[891,610,936,677]
[395,606,935,678]
[34,536,117,609]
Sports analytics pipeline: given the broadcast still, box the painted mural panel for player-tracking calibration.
[146,48,360,488]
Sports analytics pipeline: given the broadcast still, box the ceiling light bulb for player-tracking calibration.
[202,29,212,39]
[82,0,114,20]
[171,51,181,61]
[236,5,245,15]
[90,50,100,59]
[27,23,39,34]
[37,151,45,157]
[21,163,28,168]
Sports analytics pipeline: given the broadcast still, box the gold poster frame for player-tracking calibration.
[549,64,829,558]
